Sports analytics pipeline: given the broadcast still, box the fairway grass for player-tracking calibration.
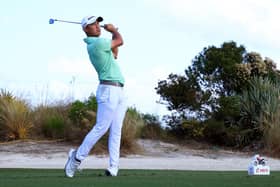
[0,169,279,187]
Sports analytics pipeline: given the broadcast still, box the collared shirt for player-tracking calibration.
[84,37,125,85]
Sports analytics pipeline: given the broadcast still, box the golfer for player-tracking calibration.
[64,15,127,178]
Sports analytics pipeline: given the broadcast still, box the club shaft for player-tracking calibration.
[54,19,81,24]
[51,19,112,30]
[54,19,105,28]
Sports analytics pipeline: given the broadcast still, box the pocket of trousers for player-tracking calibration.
[96,86,110,103]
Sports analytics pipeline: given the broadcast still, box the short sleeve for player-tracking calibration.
[96,38,111,51]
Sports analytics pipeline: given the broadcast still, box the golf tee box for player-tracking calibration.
[248,165,270,175]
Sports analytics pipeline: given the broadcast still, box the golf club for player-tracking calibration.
[49,18,80,25]
[49,18,105,28]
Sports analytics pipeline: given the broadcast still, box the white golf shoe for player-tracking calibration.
[64,149,81,178]
[105,167,118,176]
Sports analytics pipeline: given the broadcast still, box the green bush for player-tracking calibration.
[68,95,97,128]
[68,100,87,124]
[140,114,166,140]
[214,96,241,127]
[203,119,226,145]
[181,119,204,139]
[239,76,280,151]
[203,119,257,147]
[85,94,97,111]
[32,103,71,140]
[42,115,65,139]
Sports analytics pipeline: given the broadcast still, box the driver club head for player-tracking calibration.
[49,18,55,24]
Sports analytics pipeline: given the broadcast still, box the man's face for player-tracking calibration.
[84,21,101,37]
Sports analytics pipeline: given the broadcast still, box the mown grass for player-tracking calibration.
[0,169,279,187]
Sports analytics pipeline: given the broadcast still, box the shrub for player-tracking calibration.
[0,89,15,102]
[85,94,98,111]
[32,103,70,140]
[140,114,166,140]
[0,92,32,140]
[181,119,204,139]
[70,107,146,154]
[203,119,226,145]
[68,100,87,124]
[121,107,145,153]
[42,115,65,139]
[239,76,280,151]
[64,109,96,143]
[203,119,254,147]
[263,107,280,156]
[68,95,97,128]
[265,122,280,157]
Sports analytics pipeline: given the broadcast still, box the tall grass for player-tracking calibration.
[32,101,146,154]
[32,102,81,141]
[265,115,280,156]
[141,113,167,140]
[262,103,280,156]
[120,107,145,153]
[0,88,157,155]
[0,90,33,140]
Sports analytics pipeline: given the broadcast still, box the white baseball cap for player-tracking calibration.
[81,16,103,29]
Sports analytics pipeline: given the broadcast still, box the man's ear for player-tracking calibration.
[83,27,89,34]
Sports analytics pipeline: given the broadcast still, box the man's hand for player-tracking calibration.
[104,24,118,33]
[104,24,123,50]
[112,47,118,59]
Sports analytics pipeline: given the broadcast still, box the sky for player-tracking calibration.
[1,0,280,118]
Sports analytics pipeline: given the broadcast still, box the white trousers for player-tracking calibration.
[76,84,127,169]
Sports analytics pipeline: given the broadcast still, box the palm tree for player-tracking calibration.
[239,77,280,154]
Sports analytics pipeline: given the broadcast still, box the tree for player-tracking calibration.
[156,41,280,147]
[156,42,280,119]
[156,41,246,120]
[236,52,280,89]
[191,41,246,96]
[156,73,211,119]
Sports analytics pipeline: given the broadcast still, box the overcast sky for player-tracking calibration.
[1,0,280,117]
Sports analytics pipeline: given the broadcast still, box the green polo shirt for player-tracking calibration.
[84,37,125,85]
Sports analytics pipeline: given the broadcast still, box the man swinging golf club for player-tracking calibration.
[64,15,127,178]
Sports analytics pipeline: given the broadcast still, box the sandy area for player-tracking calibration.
[0,139,280,171]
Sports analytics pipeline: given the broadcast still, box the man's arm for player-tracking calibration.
[104,24,123,59]
[112,32,119,59]
[112,47,118,59]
